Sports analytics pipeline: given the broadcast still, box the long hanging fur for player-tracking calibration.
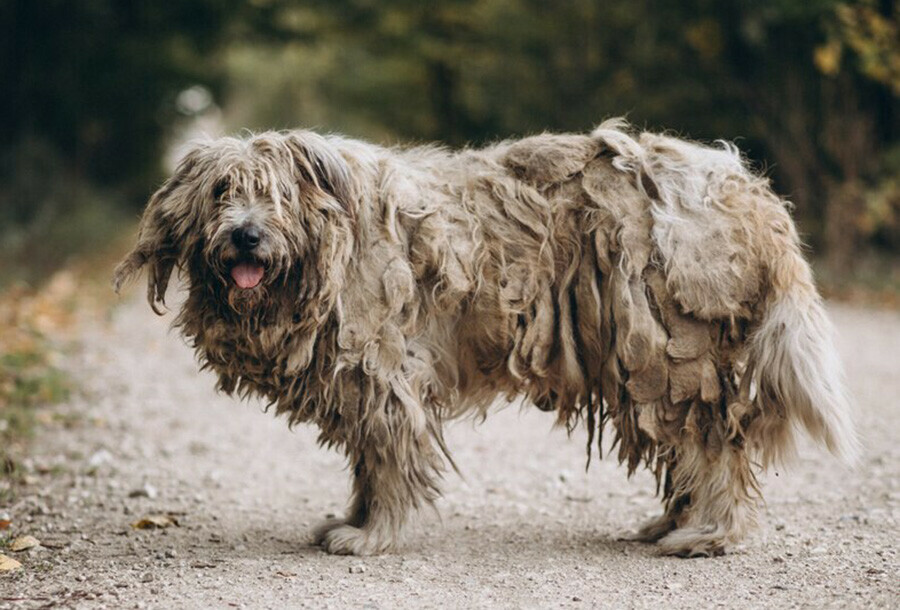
[113,120,857,557]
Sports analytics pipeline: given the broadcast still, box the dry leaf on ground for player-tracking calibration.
[131,515,179,529]
[0,553,22,571]
[9,535,40,552]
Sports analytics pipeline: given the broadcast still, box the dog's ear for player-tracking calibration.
[112,145,208,314]
[283,132,355,219]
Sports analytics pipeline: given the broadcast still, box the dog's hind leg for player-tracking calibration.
[313,395,445,555]
[655,438,760,557]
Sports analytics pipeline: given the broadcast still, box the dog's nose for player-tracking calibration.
[231,225,261,251]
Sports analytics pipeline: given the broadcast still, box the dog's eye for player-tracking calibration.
[213,179,230,202]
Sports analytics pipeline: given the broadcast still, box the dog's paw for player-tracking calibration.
[621,514,677,543]
[316,524,392,556]
[657,526,727,558]
[311,517,346,546]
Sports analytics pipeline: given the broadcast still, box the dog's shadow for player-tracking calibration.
[181,513,657,565]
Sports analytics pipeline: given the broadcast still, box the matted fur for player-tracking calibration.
[113,120,857,557]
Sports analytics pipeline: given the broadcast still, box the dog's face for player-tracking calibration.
[113,131,355,319]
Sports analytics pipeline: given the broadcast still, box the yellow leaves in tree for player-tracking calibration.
[685,19,723,62]
[815,39,843,76]
[834,2,900,94]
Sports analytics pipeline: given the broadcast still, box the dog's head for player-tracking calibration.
[113,131,355,321]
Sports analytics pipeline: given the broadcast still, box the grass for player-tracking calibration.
[0,217,131,503]
[0,349,70,485]
[0,285,75,503]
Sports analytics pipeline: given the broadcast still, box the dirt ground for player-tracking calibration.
[1,293,897,609]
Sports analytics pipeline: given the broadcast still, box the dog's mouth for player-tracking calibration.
[229,260,266,290]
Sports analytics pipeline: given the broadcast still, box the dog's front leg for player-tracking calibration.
[313,398,444,555]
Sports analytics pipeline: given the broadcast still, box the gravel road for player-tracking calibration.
[1,295,897,609]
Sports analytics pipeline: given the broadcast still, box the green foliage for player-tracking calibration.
[1,0,248,194]
[225,0,897,264]
[0,343,71,482]
[0,0,896,278]
[0,0,265,283]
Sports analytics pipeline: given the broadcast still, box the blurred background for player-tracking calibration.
[0,1,897,593]
[1,0,898,288]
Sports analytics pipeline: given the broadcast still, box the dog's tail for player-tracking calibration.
[747,243,859,467]
[591,118,858,468]
[590,118,857,467]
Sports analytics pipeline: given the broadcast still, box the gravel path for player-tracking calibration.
[1,296,898,609]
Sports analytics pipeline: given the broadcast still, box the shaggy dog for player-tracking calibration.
[113,120,857,557]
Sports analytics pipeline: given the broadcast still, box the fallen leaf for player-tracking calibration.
[131,515,179,529]
[0,520,10,530]
[0,553,22,571]
[9,535,40,552]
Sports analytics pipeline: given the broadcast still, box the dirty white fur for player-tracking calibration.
[114,119,857,557]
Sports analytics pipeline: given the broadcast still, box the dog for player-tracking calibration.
[113,120,857,557]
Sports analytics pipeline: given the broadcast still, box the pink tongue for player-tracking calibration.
[230,263,265,289]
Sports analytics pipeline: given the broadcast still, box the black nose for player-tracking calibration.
[231,225,261,251]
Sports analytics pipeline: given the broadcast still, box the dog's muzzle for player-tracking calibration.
[228,224,266,290]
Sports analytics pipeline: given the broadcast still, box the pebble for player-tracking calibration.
[87,449,113,468]
[128,483,158,499]
[349,564,367,574]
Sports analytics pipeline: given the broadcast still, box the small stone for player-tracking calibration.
[349,564,367,574]
[87,449,113,468]
[128,484,158,499]
[165,549,177,559]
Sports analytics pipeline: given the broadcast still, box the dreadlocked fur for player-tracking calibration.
[113,120,857,557]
